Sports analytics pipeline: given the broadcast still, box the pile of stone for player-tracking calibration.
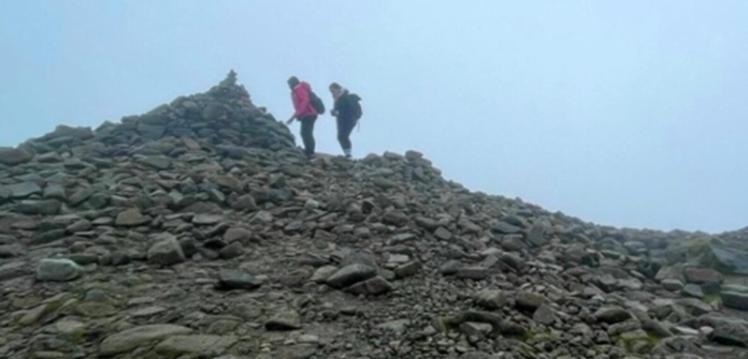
[1,72,748,358]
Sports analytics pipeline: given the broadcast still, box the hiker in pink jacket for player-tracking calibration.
[286,76,321,158]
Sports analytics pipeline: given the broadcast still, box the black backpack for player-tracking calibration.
[349,94,363,120]
[310,91,325,115]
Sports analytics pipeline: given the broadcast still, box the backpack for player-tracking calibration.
[349,94,363,120]
[310,91,325,115]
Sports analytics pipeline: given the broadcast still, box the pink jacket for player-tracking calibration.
[292,81,317,118]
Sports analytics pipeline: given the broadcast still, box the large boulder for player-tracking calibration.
[36,258,81,282]
[0,147,33,166]
[721,285,748,311]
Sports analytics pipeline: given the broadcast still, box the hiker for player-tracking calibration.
[329,82,363,159]
[286,76,323,158]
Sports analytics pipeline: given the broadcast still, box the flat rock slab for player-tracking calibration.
[99,324,192,355]
[266,309,302,331]
[326,263,376,289]
[115,208,150,227]
[155,334,237,356]
[216,270,263,290]
[4,182,42,199]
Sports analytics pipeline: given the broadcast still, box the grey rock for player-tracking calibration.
[681,284,705,299]
[155,334,237,357]
[475,289,510,310]
[4,182,42,199]
[594,306,632,324]
[515,291,545,311]
[326,263,377,288]
[218,242,244,259]
[0,244,24,258]
[533,304,556,326]
[217,270,263,290]
[265,309,301,330]
[492,221,523,234]
[99,324,193,355]
[147,234,186,266]
[36,258,81,282]
[115,208,150,226]
[0,261,29,281]
[0,147,33,165]
[721,285,748,311]
[223,227,252,243]
[662,278,684,291]
[14,199,62,215]
[346,276,393,295]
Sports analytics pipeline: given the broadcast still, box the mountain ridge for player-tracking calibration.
[1,72,747,358]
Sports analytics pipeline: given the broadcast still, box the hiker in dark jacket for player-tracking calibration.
[286,76,319,158]
[329,82,362,159]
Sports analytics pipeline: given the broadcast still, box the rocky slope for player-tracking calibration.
[1,72,748,359]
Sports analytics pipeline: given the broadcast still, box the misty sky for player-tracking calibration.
[1,1,747,233]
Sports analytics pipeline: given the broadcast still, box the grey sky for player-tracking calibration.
[1,1,747,232]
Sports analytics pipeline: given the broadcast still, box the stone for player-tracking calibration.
[193,214,222,225]
[5,182,42,199]
[0,244,23,258]
[492,221,523,234]
[115,208,150,226]
[475,290,510,310]
[155,335,237,357]
[0,261,28,281]
[394,261,421,278]
[136,155,171,170]
[501,235,527,252]
[326,263,377,288]
[455,266,490,280]
[533,304,556,325]
[265,309,302,330]
[378,319,410,334]
[216,270,263,290]
[346,276,393,295]
[0,147,33,165]
[709,322,748,347]
[681,284,705,299]
[223,227,252,243]
[147,234,186,266]
[14,199,61,215]
[311,265,338,283]
[99,324,193,355]
[434,227,452,240]
[230,194,257,211]
[683,267,722,285]
[594,306,632,324]
[721,285,748,311]
[515,291,545,311]
[662,278,684,291]
[219,242,244,259]
[36,258,81,282]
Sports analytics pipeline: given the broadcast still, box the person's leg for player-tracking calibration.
[336,117,349,154]
[337,117,355,158]
[300,116,317,157]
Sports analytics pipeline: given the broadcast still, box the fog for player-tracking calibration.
[1,1,747,232]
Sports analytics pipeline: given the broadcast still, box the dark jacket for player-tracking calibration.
[333,92,362,121]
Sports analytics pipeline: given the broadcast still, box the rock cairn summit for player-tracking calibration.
[1,72,748,358]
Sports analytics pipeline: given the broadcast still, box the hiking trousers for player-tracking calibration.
[336,116,357,151]
[299,115,317,157]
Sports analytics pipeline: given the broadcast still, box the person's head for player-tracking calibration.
[329,82,343,97]
[287,76,300,90]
